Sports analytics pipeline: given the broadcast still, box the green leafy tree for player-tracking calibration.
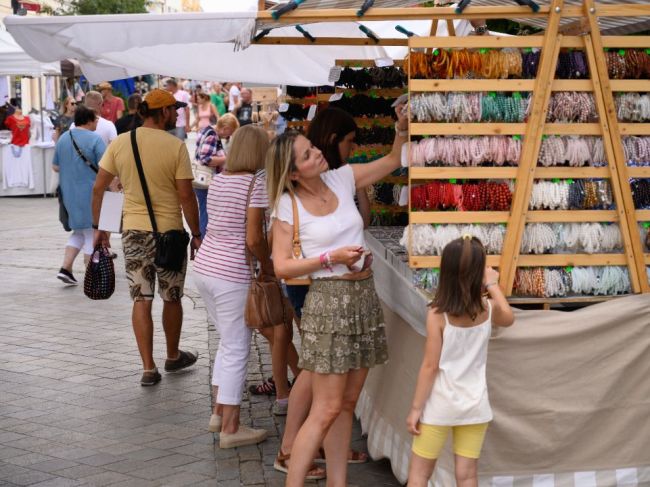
[44,0,149,15]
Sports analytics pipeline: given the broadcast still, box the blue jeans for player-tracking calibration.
[194,188,208,239]
[285,284,309,319]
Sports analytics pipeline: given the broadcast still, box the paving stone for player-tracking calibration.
[29,458,79,473]
[3,470,55,486]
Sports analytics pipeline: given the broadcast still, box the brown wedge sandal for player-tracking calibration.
[274,450,326,480]
[314,447,369,464]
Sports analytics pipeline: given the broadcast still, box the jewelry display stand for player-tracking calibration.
[406,0,650,303]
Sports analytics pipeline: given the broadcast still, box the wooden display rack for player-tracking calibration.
[406,0,650,299]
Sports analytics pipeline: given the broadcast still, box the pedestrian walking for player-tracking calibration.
[54,105,106,285]
[193,125,271,448]
[165,78,191,140]
[406,237,514,487]
[72,91,117,147]
[115,94,143,135]
[227,82,241,113]
[91,88,201,386]
[233,88,254,127]
[97,82,124,123]
[192,92,219,132]
[53,96,76,141]
[210,82,227,116]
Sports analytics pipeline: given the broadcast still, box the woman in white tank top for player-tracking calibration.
[406,236,515,487]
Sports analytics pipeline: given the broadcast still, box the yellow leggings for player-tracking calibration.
[412,423,489,460]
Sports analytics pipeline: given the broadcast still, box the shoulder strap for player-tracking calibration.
[130,129,158,234]
[288,192,302,258]
[486,299,492,322]
[69,130,98,173]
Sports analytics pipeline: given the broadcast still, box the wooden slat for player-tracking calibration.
[335,59,405,68]
[543,124,602,135]
[500,1,565,294]
[535,167,610,178]
[410,211,510,224]
[508,295,622,305]
[583,0,646,293]
[600,36,650,48]
[526,210,618,222]
[517,254,627,266]
[619,124,650,136]
[627,167,650,178]
[256,37,408,46]
[644,255,650,265]
[410,123,526,136]
[409,79,535,92]
[409,36,545,49]
[335,87,406,97]
[610,80,650,92]
[409,167,518,179]
[635,210,650,221]
[410,255,501,268]
[594,5,650,18]
[552,80,596,91]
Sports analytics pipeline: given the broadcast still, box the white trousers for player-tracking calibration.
[67,228,94,255]
[194,273,251,406]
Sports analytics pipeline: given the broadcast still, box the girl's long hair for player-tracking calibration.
[307,107,357,170]
[265,130,300,212]
[431,236,486,320]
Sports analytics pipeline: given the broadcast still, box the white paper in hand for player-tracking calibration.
[307,105,317,121]
[329,93,344,102]
[98,191,124,233]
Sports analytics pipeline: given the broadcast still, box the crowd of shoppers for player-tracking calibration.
[52,75,511,486]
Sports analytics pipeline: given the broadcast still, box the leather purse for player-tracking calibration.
[243,174,294,329]
[284,192,312,286]
[191,162,214,190]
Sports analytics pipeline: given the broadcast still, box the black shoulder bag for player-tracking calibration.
[130,129,189,272]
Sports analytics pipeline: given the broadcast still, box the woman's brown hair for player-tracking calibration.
[431,236,486,320]
[306,107,357,169]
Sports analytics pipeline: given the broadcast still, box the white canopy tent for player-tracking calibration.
[3,12,469,85]
[0,28,60,77]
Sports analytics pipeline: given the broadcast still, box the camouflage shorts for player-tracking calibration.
[122,230,186,302]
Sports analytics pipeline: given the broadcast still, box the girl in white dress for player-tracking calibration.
[406,235,515,487]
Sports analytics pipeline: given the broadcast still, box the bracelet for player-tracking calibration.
[92,224,99,230]
[192,233,201,238]
[395,123,408,137]
[320,252,333,271]
[486,281,499,288]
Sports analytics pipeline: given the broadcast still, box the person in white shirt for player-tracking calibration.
[228,82,241,113]
[70,91,117,146]
[164,78,191,140]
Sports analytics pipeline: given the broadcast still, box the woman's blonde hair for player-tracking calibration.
[225,125,269,173]
[265,131,300,212]
[217,113,239,131]
[60,96,75,115]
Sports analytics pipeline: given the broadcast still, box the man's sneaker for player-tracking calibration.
[140,368,161,386]
[219,426,268,449]
[272,399,288,416]
[56,267,77,285]
[164,350,198,373]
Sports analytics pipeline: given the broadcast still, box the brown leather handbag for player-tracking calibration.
[244,174,293,329]
[284,192,312,286]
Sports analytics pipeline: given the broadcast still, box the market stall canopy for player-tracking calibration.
[0,28,60,76]
[4,13,451,85]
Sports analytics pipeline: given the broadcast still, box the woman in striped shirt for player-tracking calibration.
[193,125,271,449]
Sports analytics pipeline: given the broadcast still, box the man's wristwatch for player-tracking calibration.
[474,25,489,36]
[92,224,99,230]
[192,233,201,239]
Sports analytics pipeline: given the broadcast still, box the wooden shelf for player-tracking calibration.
[335,59,405,68]
[410,123,602,136]
[381,175,408,184]
[370,204,407,213]
[527,210,618,222]
[636,210,650,221]
[619,124,650,136]
[517,254,627,266]
[535,167,610,178]
[410,211,509,224]
[610,80,650,92]
[410,79,535,92]
[627,167,650,178]
[409,36,544,49]
[410,255,501,268]
[335,88,406,97]
[410,167,517,179]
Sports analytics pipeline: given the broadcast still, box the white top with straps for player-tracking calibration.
[420,301,494,426]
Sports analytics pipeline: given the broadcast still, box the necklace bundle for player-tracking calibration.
[410,48,526,80]
[529,179,613,210]
[356,126,395,145]
[411,181,512,211]
[336,66,407,90]
[521,223,622,254]
[515,266,630,297]
[605,49,650,79]
[409,136,521,167]
[538,136,605,167]
[556,51,589,79]
[329,94,398,117]
[410,92,529,123]
[631,179,650,208]
[615,93,650,122]
[402,224,505,256]
[413,268,440,294]
[546,92,598,123]
[622,137,650,165]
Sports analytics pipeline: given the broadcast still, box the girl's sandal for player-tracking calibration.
[274,450,327,480]
[314,447,369,464]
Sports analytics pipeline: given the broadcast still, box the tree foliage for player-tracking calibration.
[46,0,149,15]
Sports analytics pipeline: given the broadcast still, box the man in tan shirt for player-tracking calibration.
[91,89,201,386]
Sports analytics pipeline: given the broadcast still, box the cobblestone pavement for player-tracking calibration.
[0,197,400,487]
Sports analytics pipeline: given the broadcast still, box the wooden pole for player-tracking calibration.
[499,0,565,295]
[581,0,648,292]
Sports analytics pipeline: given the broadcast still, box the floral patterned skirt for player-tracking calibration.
[298,277,389,374]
